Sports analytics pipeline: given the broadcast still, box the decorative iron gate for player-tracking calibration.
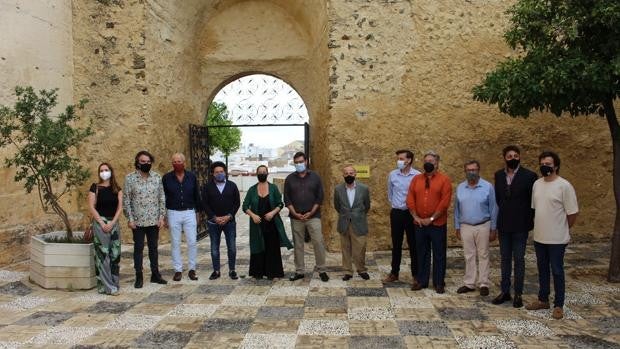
[189,124,210,241]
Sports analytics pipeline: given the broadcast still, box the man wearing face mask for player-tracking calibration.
[334,165,371,281]
[526,151,578,320]
[384,149,421,284]
[123,150,167,288]
[284,151,329,282]
[492,145,537,308]
[162,153,202,282]
[454,160,498,297]
[202,161,241,280]
[406,151,452,293]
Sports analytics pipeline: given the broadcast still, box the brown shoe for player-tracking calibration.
[411,280,423,291]
[173,272,182,282]
[480,286,489,297]
[552,307,564,319]
[525,300,550,311]
[382,273,398,283]
[188,270,198,280]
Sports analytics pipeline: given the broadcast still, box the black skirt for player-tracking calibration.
[249,195,284,279]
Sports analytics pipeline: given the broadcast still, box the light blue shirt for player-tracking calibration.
[454,178,498,230]
[346,182,356,207]
[216,180,226,193]
[387,167,421,210]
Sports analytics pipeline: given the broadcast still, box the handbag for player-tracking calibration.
[83,184,99,243]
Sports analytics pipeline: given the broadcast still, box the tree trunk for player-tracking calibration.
[604,98,620,283]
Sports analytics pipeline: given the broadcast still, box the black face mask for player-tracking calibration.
[506,158,520,170]
[423,162,435,173]
[257,173,268,182]
[540,165,554,177]
[344,175,355,184]
[139,163,152,173]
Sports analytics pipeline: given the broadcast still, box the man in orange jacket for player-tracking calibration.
[407,151,452,294]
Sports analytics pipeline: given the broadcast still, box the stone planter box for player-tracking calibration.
[29,231,96,290]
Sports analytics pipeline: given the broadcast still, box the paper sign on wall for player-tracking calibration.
[353,165,370,178]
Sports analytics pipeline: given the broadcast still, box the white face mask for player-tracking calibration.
[100,170,112,181]
[396,160,406,170]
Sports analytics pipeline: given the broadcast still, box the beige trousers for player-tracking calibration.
[291,218,326,273]
[340,224,368,274]
[461,221,491,288]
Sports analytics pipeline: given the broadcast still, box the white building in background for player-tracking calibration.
[246,143,277,160]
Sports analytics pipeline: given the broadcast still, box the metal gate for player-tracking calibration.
[189,122,310,241]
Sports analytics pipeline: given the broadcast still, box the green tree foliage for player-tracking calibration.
[0,87,93,241]
[472,0,620,281]
[205,102,242,159]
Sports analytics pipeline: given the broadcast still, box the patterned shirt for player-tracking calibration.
[123,170,166,227]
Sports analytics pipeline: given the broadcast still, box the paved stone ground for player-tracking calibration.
[0,208,618,348]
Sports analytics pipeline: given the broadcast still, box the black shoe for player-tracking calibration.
[480,286,489,296]
[229,271,238,280]
[289,273,304,281]
[457,285,476,294]
[513,294,523,308]
[319,272,329,282]
[435,285,445,294]
[358,272,370,280]
[492,292,512,305]
[188,270,198,281]
[150,274,168,284]
[134,272,143,289]
[209,271,221,280]
[342,274,353,281]
[173,272,182,282]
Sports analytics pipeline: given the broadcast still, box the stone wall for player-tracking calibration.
[0,0,615,265]
[0,0,77,265]
[322,0,613,250]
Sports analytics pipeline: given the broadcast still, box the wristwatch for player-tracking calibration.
[430,216,435,222]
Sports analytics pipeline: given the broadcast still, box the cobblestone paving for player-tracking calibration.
[0,209,618,348]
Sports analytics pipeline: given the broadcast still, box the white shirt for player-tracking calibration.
[216,180,226,194]
[346,182,356,208]
[531,176,579,244]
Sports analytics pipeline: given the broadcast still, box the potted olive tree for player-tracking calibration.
[0,86,95,289]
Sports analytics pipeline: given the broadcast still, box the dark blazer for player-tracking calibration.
[333,181,370,235]
[202,180,240,220]
[494,166,537,232]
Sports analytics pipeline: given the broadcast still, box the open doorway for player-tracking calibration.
[190,73,310,240]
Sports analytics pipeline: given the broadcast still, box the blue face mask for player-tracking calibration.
[214,173,226,182]
[295,163,306,173]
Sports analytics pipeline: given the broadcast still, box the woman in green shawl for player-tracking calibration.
[243,165,293,280]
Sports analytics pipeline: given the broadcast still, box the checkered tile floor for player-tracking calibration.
[0,211,618,348]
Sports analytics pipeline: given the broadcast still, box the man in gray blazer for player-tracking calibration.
[333,165,371,280]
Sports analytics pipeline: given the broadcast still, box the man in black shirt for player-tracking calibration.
[284,152,329,282]
[202,161,241,280]
[492,145,537,308]
[162,153,202,282]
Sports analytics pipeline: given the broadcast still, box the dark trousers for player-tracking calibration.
[415,224,447,288]
[534,242,567,308]
[208,220,237,272]
[389,209,417,277]
[132,225,160,275]
[499,230,528,295]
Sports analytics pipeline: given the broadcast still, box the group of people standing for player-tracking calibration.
[382,146,578,320]
[87,146,578,320]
